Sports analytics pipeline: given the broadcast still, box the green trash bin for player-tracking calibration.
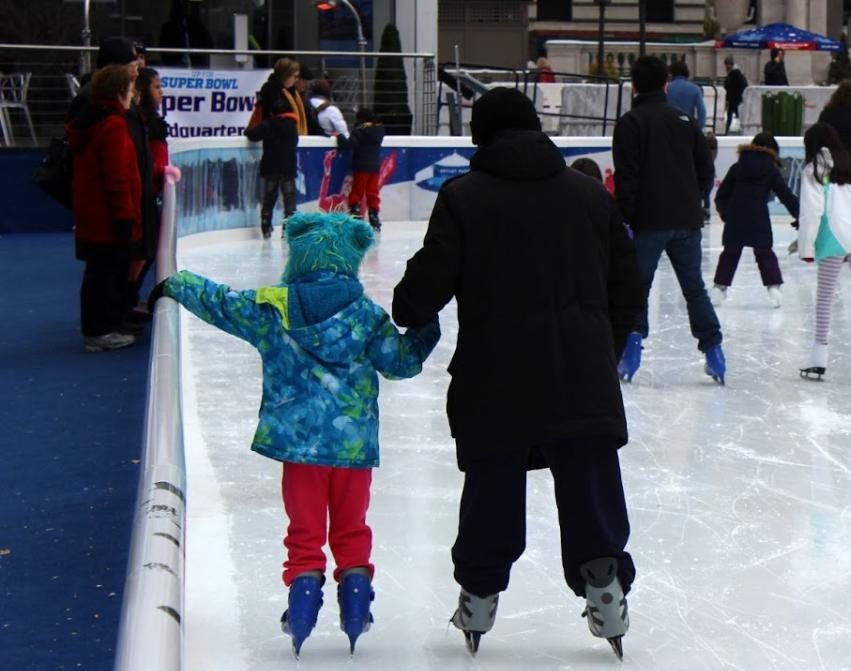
[761,92,803,136]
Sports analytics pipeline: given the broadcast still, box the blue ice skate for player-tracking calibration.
[280,573,324,657]
[338,570,374,654]
[617,332,642,382]
[704,344,726,385]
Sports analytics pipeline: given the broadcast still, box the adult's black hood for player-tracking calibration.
[470,130,565,182]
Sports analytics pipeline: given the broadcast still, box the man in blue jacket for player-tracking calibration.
[666,60,706,131]
[613,56,726,384]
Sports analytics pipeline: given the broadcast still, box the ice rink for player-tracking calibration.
[178,220,851,671]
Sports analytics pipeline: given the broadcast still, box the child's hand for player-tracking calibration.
[147,279,169,312]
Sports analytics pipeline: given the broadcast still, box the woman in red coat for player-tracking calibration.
[67,64,141,352]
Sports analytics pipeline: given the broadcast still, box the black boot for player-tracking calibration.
[350,203,362,218]
[368,208,381,231]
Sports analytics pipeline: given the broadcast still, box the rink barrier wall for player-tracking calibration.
[114,176,186,671]
[115,133,806,669]
[168,135,805,232]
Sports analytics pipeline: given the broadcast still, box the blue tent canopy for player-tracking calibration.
[717,23,842,52]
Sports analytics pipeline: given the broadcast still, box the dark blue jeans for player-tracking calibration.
[633,229,722,352]
[451,436,634,599]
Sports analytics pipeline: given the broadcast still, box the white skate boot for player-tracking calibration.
[710,284,727,307]
[800,342,828,381]
[450,588,499,655]
[766,286,782,308]
[580,557,629,660]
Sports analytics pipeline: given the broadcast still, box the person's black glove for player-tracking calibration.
[147,279,168,313]
[113,219,133,242]
[790,219,799,230]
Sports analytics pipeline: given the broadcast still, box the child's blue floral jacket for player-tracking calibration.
[164,269,440,468]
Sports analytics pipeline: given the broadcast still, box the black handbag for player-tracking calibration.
[32,138,73,208]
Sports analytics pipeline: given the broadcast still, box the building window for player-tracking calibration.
[537,0,572,22]
[646,0,674,23]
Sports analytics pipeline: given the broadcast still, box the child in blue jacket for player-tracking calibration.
[149,212,439,656]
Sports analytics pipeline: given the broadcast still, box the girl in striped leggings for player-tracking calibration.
[798,123,851,379]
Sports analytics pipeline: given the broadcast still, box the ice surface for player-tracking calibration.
[179,220,851,670]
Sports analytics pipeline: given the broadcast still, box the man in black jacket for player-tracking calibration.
[612,56,725,384]
[392,87,642,659]
[764,48,790,86]
[723,55,748,134]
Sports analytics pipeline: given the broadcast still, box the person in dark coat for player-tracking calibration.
[818,80,851,154]
[245,99,299,238]
[723,56,748,134]
[259,58,309,135]
[612,55,725,384]
[764,48,790,86]
[710,133,799,308]
[67,65,142,352]
[68,37,155,320]
[391,86,642,658]
[337,108,385,230]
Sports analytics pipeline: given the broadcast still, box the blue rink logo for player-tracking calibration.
[415,152,471,191]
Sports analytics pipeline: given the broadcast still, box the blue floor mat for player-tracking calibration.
[0,233,150,670]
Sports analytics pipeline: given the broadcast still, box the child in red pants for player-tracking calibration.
[149,212,439,656]
[337,108,385,230]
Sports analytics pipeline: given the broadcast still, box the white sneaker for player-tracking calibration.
[767,286,782,308]
[84,332,136,352]
[710,285,727,307]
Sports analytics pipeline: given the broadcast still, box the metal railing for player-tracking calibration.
[0,44,437,145]
[113,173,185,671]
[438,63,723,137]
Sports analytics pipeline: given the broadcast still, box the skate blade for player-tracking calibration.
[464,631,482,655]
[705,367,725,385]
[799,368,825,381]
[608,636,624,661]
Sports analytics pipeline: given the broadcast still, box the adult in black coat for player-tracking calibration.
[245,100,299,238]
[723,56,748,134]
[764,48,790,86]
[67,37,154,312]
[818,80,851,154]
[259,58,321,136]
[612,56,724,383]
[392,87,642,654]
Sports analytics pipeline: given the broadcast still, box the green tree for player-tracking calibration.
[373,23,412,135]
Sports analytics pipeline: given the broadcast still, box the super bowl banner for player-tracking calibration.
[158,68,269,139]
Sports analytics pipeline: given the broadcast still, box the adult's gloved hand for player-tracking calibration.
[147,279,168,313]
[113,219,133,242]
[164,165,182,182]
[790,219,799,230]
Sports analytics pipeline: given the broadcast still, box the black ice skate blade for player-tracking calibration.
[463,630,482,655]
[608,636,624,661]
[799,367,825,381]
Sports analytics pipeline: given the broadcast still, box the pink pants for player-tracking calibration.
[281,461,374,586]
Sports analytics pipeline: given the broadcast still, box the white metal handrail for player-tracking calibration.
[113,174,185,671]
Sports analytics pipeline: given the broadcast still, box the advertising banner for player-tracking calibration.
[158,68,269,140]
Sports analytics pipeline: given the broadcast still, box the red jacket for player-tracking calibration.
[67,99,141,247]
